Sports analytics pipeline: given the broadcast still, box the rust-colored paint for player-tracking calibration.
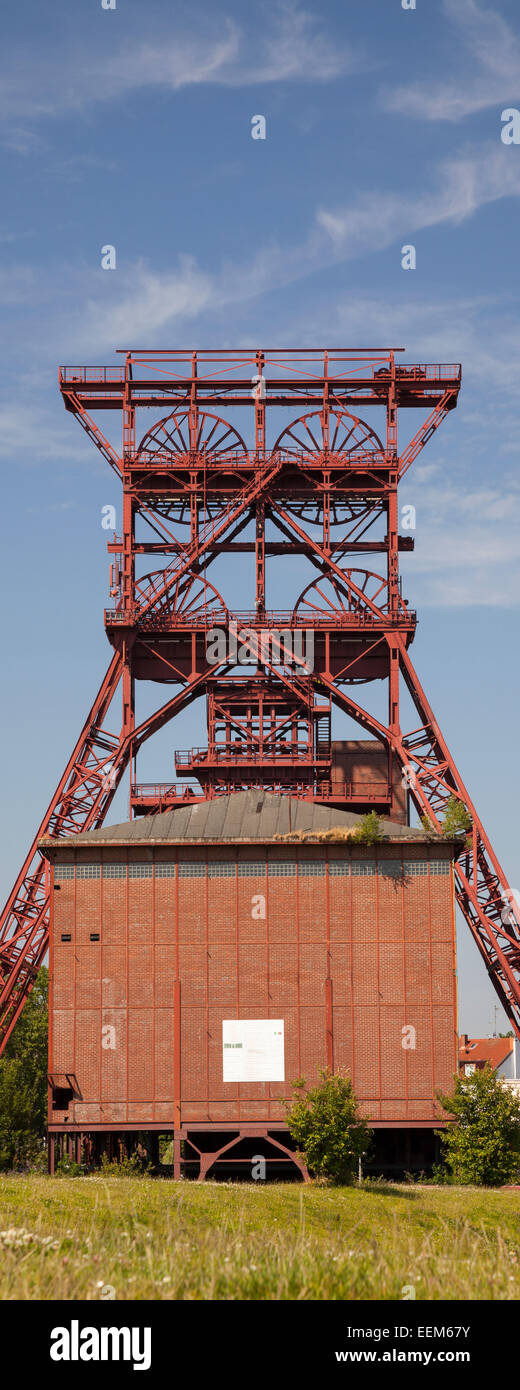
[4,350,520,1063]
[173,979,181,1129]
[47,842,457,1131]
[325,977,333,1071]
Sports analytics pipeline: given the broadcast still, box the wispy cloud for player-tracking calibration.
[382,0,520,122]
[292,285,520,399]
[0,402,93,463]
[3,137,520,363]
[0,126,45,156]
[316,143,520,254]
[0,4,363,125]
[33,142,519,356]
[103,2,357,91]
[81,257,217,349]
[400,479,520,607]
[1,118,519,617]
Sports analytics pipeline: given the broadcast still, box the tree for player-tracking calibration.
[441,795,471,839]
[436,1063,520,1186]
[420,795,471,841]
[0,967,48,1170]
[419,812,439,839]
[284,1068,372,1184]
[350,812,385,845]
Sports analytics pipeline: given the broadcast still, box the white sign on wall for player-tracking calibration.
[222,1019,285,1082]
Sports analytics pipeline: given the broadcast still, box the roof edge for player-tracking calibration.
[39,833,457,854]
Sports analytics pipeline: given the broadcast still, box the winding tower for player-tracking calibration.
[1,348,519,1049]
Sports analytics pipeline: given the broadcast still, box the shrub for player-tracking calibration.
[441,795,472,839]
[350,812,385,845]
[419,796,472,841]
[100,1150,154,1177]
[55,1157,83,1177]
[436,1064,520,1186]
[419,812,440,839]
[0,967,48,1171]
[284,1068,372,1184]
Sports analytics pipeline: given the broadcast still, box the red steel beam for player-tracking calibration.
[3,346,518,1051]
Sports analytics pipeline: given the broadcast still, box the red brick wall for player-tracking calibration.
[49,843,457,1127]
[331,740,408,823]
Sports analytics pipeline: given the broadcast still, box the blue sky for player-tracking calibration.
[1,0,519,1033]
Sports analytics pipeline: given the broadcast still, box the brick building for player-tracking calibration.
[459,1034,520,1083]
[41,790,458,1179]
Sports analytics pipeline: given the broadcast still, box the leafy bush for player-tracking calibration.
[419,796,472,842]
[419,812,440,839]
[100,1149,154,1177]
[284,1068,372,1184]
[350,812,385,845]
[0,967,48,1171]
[441,795,472,839]
[55,1157,83,1177]
[436,1064,520,1186]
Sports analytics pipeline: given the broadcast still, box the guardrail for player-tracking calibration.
[60,366,125,383]
[120,448,393,470]
[105,608,416,628]
[60,362,461,386]
[174,748,323,767]
[131,780,392,804]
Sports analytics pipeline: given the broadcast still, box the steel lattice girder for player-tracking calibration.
[0,651,232,1050]
[1,348,519,1051]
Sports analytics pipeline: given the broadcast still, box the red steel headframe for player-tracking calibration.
[0,348,519,1049]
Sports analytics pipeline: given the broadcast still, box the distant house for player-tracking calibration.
[459,1035,520,1093]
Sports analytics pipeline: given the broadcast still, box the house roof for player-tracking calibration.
[459,1036,514,1069]
[38,788,448,852]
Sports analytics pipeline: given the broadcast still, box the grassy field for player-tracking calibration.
[0,1176,519,1300]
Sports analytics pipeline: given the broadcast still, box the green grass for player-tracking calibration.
[0,1176,519,1300]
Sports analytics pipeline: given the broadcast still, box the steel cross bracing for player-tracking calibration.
[0,347,519,1049]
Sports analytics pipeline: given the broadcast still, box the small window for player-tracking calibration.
[60,933,72,942]
[207,862,235,877]
[52,1086,73,1111]
[352,861,376,876]
[90,932,100,942]
[77,864,101,879]
[154,862,176,877]
[55,864,75,880]
[268,861,296,876]
[178,862,205,877]
[103,863,126,879]
[128,863,153,878]
[429,860,451,876]
[329,859,350,876]
[464,1063,476,1075]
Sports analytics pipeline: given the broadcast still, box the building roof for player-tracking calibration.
[38,788,448,851]
[459,1036,514,1069]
